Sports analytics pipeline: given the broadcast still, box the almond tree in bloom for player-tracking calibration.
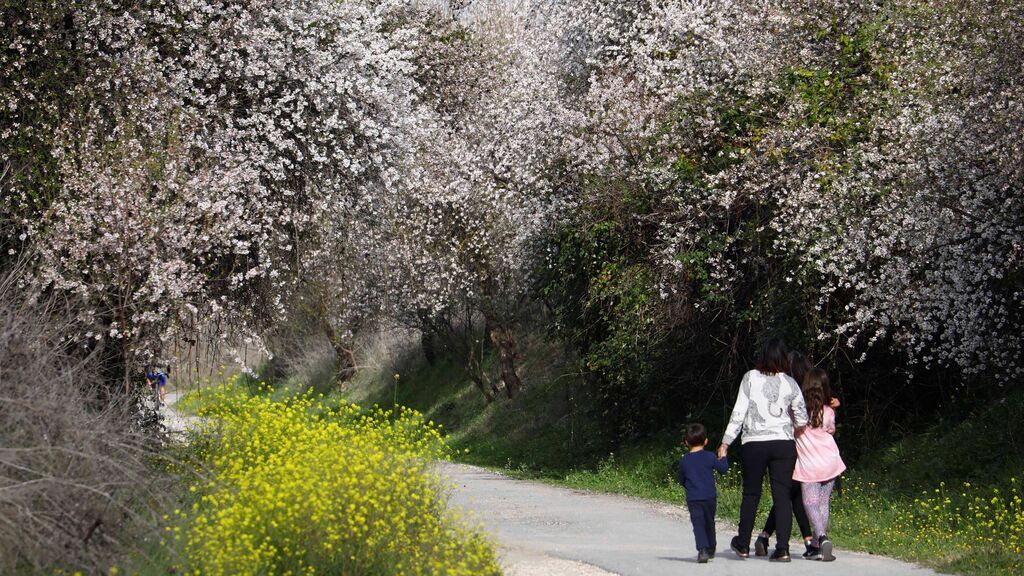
[388,0,578,398]
[2,0,1020,401]
[4,0,430,389]
[777,1,1024,379]
[556,0,1023,386]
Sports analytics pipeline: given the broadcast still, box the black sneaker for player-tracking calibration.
[698,548,710,564]
[755,535,770,557]
[708,547,716,559]
[769,548,792,562]
[818,535,835,562]
[803,542,821,560]
[730,536,750,558]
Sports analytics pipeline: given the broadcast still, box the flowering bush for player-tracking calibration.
[539,0,1023,433]
[1,0,1020,439]
[178,381,500,575]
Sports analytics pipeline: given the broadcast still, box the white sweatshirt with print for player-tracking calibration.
[723,369,809,445]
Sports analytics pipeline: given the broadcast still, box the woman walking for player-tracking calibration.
[755,351,815,558]
[718,337,808,562]
[793,368,846,561]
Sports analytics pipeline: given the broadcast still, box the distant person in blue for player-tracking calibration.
[677,423,729,563]
[146,367,168,404]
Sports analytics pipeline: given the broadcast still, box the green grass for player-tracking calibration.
[341,335,1024,576]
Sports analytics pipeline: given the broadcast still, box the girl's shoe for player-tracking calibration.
[730,536,750,558]
[754,535,770,556]
[769,548,792,562]
[818,536,835,562]
[802,542,821,560]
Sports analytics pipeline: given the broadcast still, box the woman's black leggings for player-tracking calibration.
[762,480,812,539]
[738,440,797,551]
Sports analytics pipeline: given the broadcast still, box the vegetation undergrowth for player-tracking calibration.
[169,377,501,576]
[341,338,1024,576]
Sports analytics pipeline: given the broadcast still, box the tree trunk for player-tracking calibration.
[467,370,495,402]
[487,322,522,399]
[466,333,496,403]
[421,331,437,366]
[322,321,357,383]
[333,342,357,383]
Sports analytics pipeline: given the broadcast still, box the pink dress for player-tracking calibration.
[793,406,846,483]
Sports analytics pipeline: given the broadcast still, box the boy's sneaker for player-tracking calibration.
[803,542,821,560]
[754,535,770,557]
[818,536,835,562]
[769,548,792,562]
[708,547,716,559]
[697,548,710,564]
[730,536,750,558]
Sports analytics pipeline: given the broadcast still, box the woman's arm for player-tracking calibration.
[721,372,752,448]
[789,376,809,428]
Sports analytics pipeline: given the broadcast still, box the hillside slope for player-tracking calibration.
[341,332,1023,576]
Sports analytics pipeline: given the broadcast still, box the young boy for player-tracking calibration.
[677,423,729,563]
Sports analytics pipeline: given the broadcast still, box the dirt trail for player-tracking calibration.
[162,389,201,436]
[444,462,938,576]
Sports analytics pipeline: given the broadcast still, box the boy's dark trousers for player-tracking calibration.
[688,498,717,552]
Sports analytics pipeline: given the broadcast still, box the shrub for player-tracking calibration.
[0,275,168,574]
[180,381,501,575]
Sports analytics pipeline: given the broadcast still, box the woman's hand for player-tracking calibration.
[717,443,729,459]
[830,397,841,408]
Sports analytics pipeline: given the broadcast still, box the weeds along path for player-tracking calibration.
[445,463,939,576]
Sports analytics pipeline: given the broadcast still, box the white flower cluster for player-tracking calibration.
[559,0,1023,378]
[3,0,427,369]
[2,0,1019,383]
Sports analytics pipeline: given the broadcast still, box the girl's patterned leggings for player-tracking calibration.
[801,479,836,546]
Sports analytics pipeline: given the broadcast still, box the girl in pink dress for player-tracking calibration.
[793,368,846,562]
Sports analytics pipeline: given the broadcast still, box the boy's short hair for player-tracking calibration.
[685,423,707,446]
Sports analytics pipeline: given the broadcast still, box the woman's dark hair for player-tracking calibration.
[787,351,814,385]
[802,368,832,428]
[756,337,790,375]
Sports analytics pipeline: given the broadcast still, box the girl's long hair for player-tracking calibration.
[801,368,832,428]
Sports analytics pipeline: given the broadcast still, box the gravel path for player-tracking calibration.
[163,389,201,436]
[444,462,938,576]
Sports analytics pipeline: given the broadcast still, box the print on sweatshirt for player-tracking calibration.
[723,370,809,445]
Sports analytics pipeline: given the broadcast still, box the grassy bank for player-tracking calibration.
[335,334,1023,576]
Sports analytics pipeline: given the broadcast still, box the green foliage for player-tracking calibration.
[540,220,684,439]
[783,22,887,149]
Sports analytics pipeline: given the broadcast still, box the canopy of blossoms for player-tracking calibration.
[1,0,1020,390]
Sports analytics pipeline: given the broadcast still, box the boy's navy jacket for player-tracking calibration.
[677,450,728,501]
